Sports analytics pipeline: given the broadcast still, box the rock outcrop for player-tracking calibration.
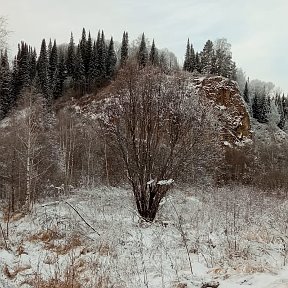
[193,76,251,145]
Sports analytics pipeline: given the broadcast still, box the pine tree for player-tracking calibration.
[201,40,214,75]
[85,31,92,77]
[252,91,261,121]
[189,44,195,72]
[183,38,191,72]
[252,89,269,123]
[48,38,53,59]
[88,41,97,88]
[54,51,66,99]
[213,39,235,78]
[149,39,158,66]
[18,42,30,89]
[0,49,12,118]
[66,33,76,77]
[137,33,148,68]
[95,30,107,82]
[106,37,117,79]
[49,40,58,94]
[194,52,202,73]
[120,31,129,66]
[73,45,85,95]
[11,56,20,103]
[29,47,37,84]
[37,39,50,99]
[243,81,249,104]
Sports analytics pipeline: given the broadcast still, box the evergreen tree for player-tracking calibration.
[73,45,85,94]
[84,31,92,77]
[88,40,97,88]
[106,37,117,79]
[48,40,58,94]
[149,39,158,66]
[183,38,191,72]
[252,89,269,123]
[194,52,201,73]
[37,39,50,99]
[201,40,214,75]
[120,31,129,66]
[18,42,30,89]
[213,39,235,78]
[54,51,66,99]
[0,49,12,118]
[189,44,195,72]
[66,33,76,77]
[243,81,249,104]
[95,30,107,82]
[48,38,53,58]
[11,56,20,103]
[252,91,261,121]
[29,47,37,84]
[137,33,148,68]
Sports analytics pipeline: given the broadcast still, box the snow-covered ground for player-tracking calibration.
[1,186,288,287]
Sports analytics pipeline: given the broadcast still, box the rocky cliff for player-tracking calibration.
[193,76,251,145]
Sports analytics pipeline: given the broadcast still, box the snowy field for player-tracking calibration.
[1,186,288,288]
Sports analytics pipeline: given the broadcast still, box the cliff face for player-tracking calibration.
[193,76,251,145]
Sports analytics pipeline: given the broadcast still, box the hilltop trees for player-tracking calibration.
[183,37,236,79]
[183,39,195,72]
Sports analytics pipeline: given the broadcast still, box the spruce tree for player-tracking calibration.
[189,44,195,72]
[49,40,58,94]
[137,33,148,68]
[29,47,37,84]
[243,81,249,104]
[194,52,202,73]
[66,33,76,77]
[120,31,129,66]
[149,39,158,66]
[11,56,20,104]
[54,51,66,99]
[183,38,191,72]
[201,40,214,75]
[18,42,30,89]
[95,30,107,82]
[106,37,117,79]
[0,49,12,118]
[88,41,97,89]
[73,45,85,95]
[37,39,50,99]
[85,31,92,77]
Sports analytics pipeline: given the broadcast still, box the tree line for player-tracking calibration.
[1,28,242,120]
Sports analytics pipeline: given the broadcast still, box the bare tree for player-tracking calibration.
[0,16,9,52]
[101,64,217,221]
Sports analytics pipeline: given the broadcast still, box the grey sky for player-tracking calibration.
[1,0,287,93]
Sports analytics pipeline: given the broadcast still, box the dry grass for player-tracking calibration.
[46,234,82,255]
[28,228,63,243]
[3,263,31,279]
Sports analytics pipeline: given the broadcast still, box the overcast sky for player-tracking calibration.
[1,0,287,93]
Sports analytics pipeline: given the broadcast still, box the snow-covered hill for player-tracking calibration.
[1,186,288,287]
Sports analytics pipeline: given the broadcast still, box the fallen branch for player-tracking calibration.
[64,201,100,236]
[201,281,220,288]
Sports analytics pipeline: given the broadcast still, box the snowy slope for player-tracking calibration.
[1,186,288,287]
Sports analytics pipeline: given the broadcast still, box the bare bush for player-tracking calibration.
[100,64,220,221]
